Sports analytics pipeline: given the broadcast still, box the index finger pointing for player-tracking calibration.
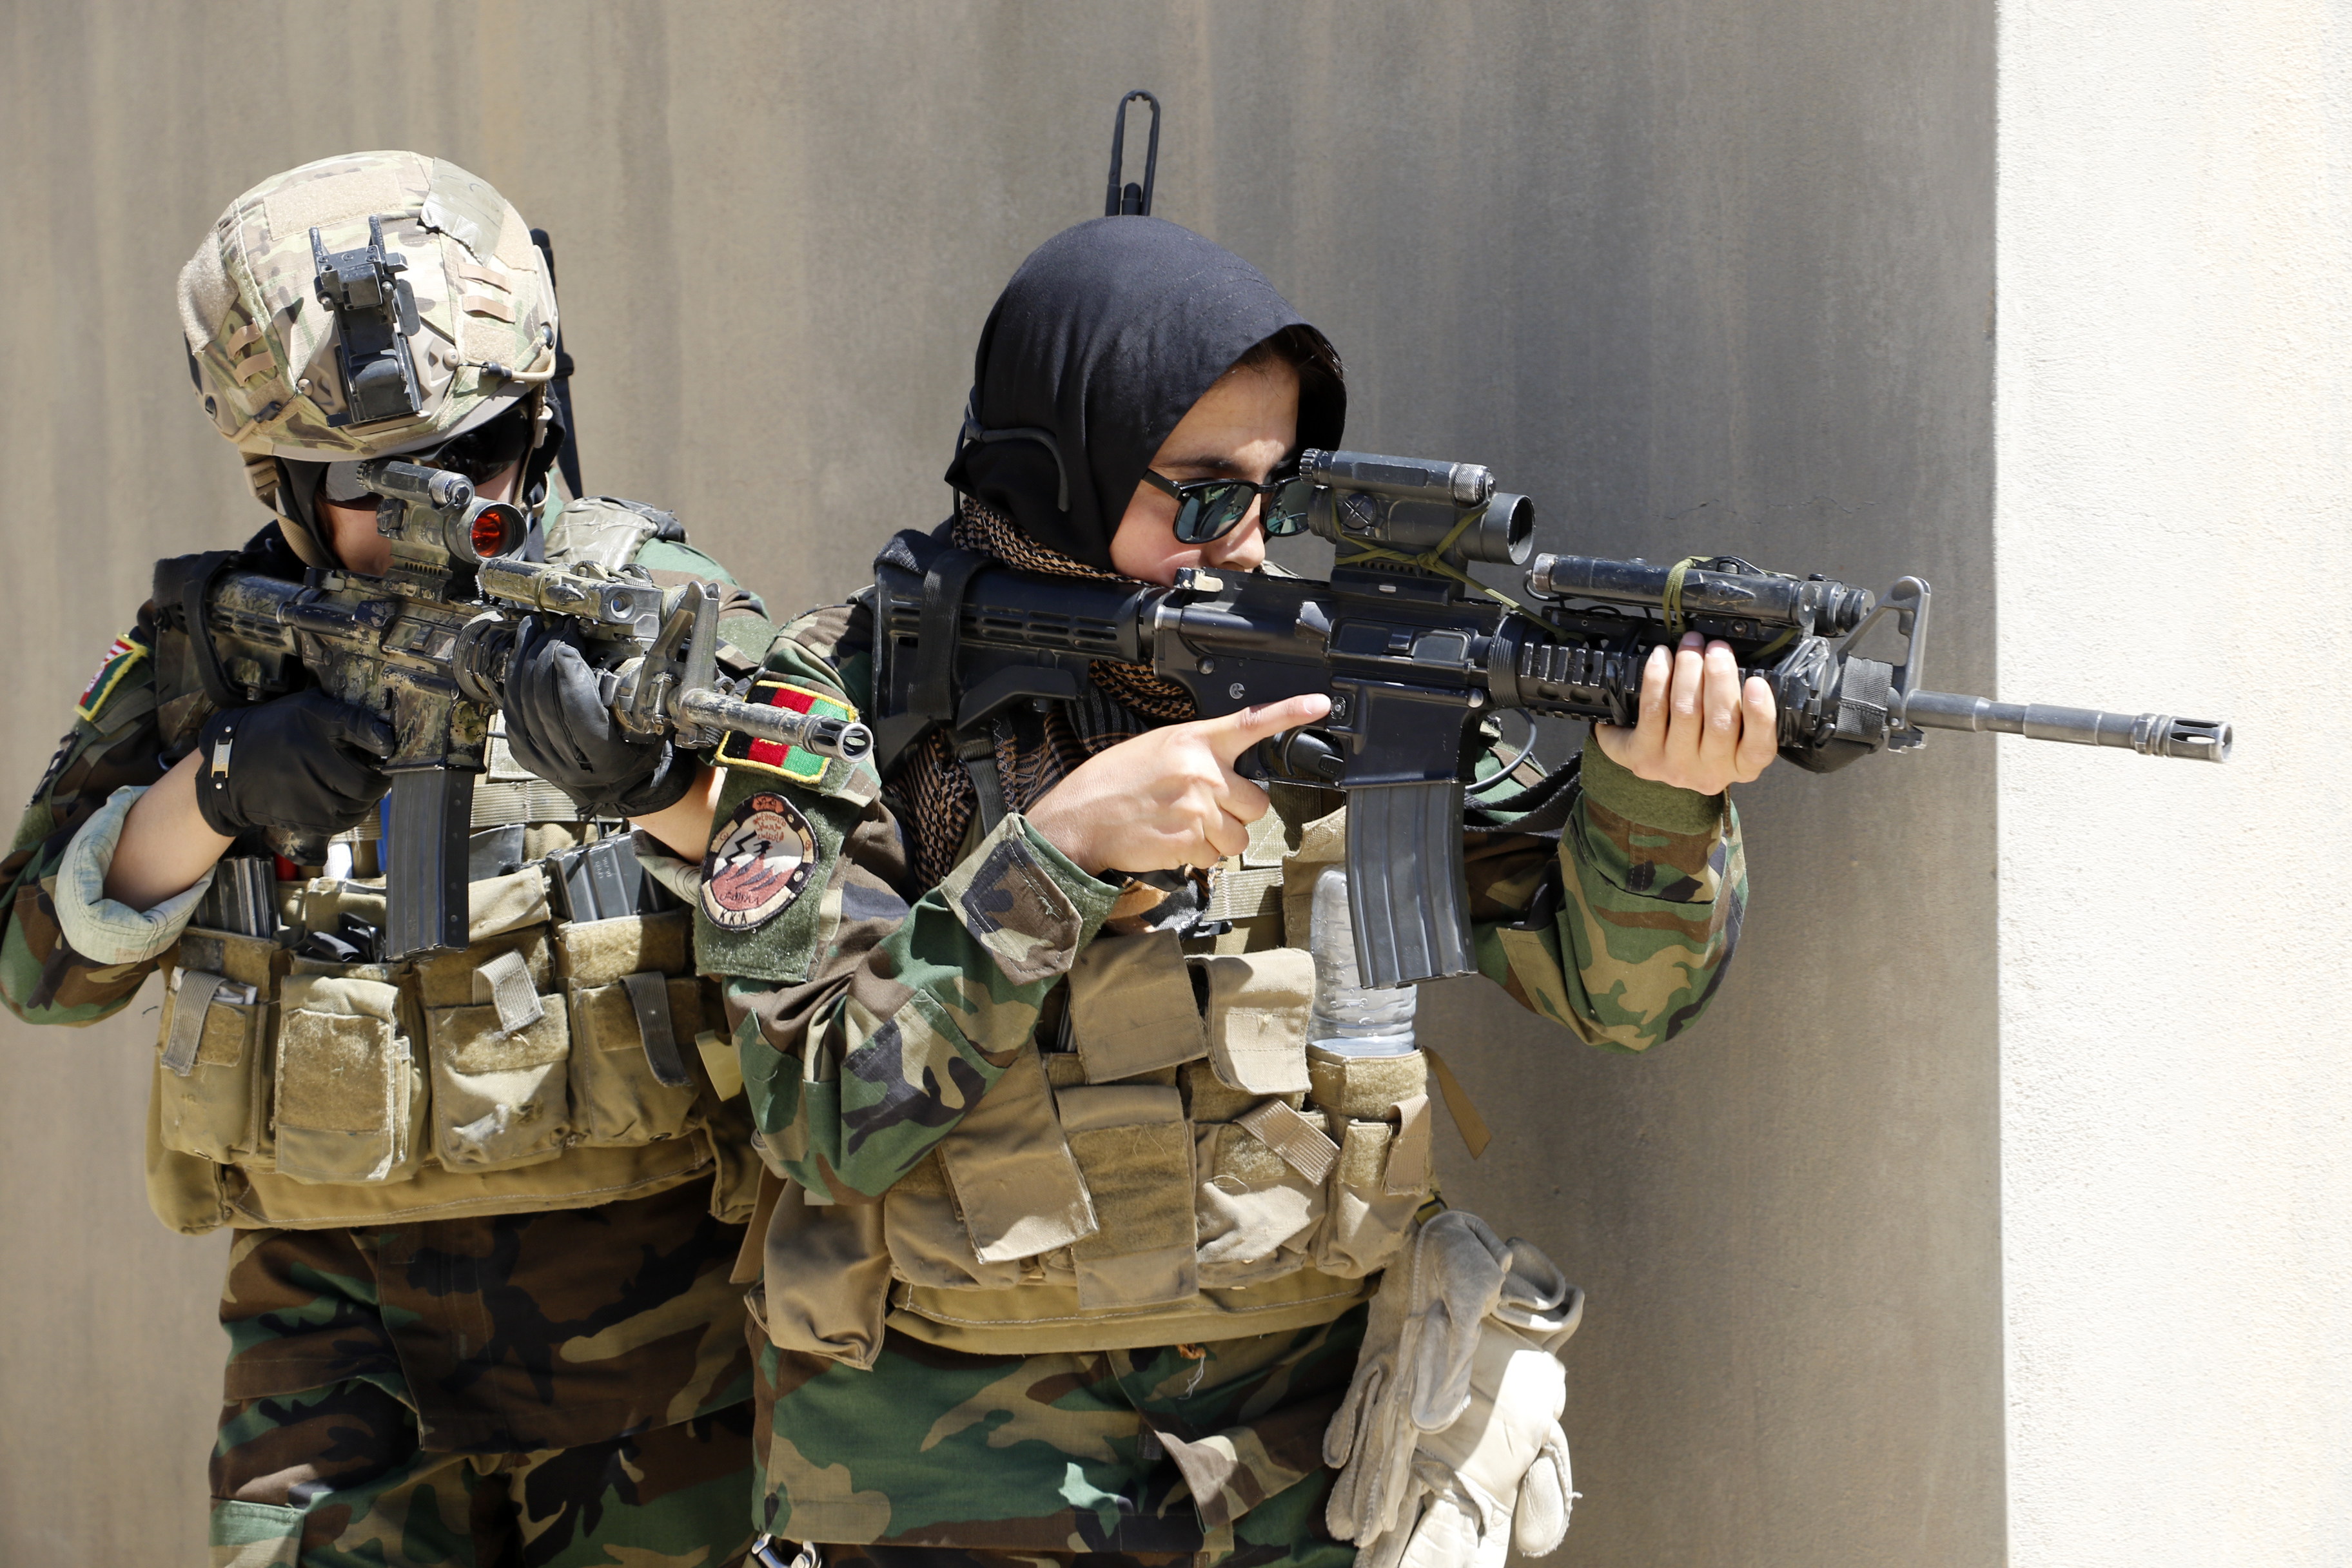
[1195,692,1335,766]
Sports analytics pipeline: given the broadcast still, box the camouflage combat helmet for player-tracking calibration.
[177,151,561,558]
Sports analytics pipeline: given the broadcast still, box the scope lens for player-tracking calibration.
[469,502,526,560]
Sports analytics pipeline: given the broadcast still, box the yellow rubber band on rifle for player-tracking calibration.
[1663,556,1800,660]
[1661,556,1701,635]
[1333,503,1525,611]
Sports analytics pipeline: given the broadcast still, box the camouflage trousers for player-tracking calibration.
[750,1308,1367,1567]
[211,1382,756,1567]
[208,1181,760,1566]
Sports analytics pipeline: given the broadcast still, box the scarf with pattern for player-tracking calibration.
[895,496,1197,890]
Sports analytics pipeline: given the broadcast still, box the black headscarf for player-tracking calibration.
[944,217,1346,571]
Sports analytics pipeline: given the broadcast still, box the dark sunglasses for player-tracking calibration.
[1141,467,1314,544]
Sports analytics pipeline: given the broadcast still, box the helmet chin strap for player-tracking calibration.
[520,387,564,507]
[271,458,337,569]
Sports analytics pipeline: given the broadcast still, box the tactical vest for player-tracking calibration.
[756,773,1439,1364]
[142,497,760,1235]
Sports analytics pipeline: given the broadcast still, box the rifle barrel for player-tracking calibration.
[673,689,874,762]
[1902,690,2231,762]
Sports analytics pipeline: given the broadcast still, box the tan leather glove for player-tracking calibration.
[1324,1210,1582,1567]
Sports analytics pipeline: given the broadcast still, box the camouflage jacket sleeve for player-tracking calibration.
[0,607,175,1026]
[698,616,1122,1203]
[629,534,779,670]
[1467,737,1747,1052]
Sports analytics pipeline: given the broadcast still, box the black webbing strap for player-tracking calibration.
[957,729,1008,834]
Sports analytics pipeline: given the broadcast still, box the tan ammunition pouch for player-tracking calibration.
[145,855,759,1235]
[752,796,1438,1363]
[140,507,761,1235]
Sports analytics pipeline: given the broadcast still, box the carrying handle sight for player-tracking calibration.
[1105,90,1161,216]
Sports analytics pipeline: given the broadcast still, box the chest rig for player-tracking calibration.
[142,498,759,1235]
[753,599,1440,1364]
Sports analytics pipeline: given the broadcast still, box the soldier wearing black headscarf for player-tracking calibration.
[693,216,1774,1567]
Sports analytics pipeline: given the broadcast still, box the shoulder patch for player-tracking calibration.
[716,680,857,785]
[700,790,819,933]
[75,630,149,723]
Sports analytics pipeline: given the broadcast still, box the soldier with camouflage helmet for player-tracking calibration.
[3,152,779,1564]
[692,217,1776,1566]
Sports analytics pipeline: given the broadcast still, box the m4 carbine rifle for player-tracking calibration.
[185,461,872,961]
[872,449,2230,988]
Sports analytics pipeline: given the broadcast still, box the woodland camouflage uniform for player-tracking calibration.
[5,495,772,1568]
[5,152,778,1568]
[696,556,1746,1563]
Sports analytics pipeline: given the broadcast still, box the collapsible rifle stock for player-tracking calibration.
[872,449,2230,988]
[188,460,870,960]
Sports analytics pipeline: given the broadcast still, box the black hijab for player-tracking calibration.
[944,217,1346,571]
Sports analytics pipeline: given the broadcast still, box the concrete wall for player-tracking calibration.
[1996,2,2352,1564]
[0,5,2006,1562]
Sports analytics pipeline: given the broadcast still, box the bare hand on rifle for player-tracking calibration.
[1592,631,1779,796]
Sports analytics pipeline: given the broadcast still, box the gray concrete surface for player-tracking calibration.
[0,5,2001,1563]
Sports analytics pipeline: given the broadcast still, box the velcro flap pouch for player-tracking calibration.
[558,912,703,1147]
[936,1042,1097,1264]
[556,908,691,985]
[1306,1045,1427,1121]
[155,949,272,1166]
[1194,1102,1333,1286]
[1059,1084,1199,1310]
[1068,928,1208,1083]
[276,974,415,1184]
[425,987,571,1173]
[468,867,553,941]
[1190,948,1316,1095]
[882,1150,1025,1290]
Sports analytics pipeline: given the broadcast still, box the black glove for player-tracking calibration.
[501,618,696,816]
[192,691,397,839]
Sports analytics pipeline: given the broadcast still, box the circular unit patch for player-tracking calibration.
[700,791,819,932]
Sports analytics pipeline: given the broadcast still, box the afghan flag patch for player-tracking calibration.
[716,680,858,785]
[75,629,150,723]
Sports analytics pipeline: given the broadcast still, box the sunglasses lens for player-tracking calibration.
[1202,485,1256,538]
[1265,478,1313,537]
[1173,495,1212,544]
[1166,476,1298,545]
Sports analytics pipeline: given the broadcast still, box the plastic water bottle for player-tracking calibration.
[1307,865,1418,1057]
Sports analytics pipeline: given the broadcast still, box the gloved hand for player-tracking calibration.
[1324,1210,1583,1567]
[500,618,696,816]
[191,691,397,839]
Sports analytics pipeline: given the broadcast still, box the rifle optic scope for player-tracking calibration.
[1298,448,1534,567]
[356,458,531,565]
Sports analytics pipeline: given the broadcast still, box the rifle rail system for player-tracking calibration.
[874,447,2228,988]
[193,461,871,960]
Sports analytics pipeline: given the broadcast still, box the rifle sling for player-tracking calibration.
[956,730,1008,834]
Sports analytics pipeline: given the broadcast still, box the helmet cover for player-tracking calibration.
[178,151,559,527]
